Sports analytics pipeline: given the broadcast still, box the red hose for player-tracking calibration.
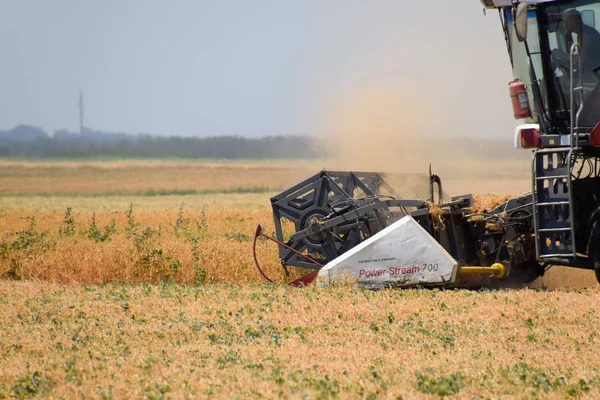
[252,224,323,285]
[252,225,275,283]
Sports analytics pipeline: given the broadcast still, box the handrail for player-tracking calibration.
[569,43,584,149]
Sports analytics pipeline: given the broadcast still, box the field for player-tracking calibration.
[1,159,599,398]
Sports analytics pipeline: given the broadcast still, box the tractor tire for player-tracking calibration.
[508,259,546,285]
[587,209,600,284]
[499,259,545,288]
[483,259,545,289]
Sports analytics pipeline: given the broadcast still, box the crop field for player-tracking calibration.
[1,159,599,398]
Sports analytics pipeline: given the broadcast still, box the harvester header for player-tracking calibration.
[254,171,542,289]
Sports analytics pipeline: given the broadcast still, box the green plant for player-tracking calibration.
[125,203,138,237]
[12,217,53,251]
[173,203,189,237]
[5,259,22,280]
[190,235,207,285]
[87,213,116,243]
[3,217,56,280]
[10,371,53,399]
[136,249,182,283]
[224,232,250,242]
[0,240,9,260]
[133,226,156,251]
[59,207,75,237]
[415,370,464,397]
[197,206,209,233]
[174,204,209,240]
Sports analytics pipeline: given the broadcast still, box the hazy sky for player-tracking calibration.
[0,1,516,138]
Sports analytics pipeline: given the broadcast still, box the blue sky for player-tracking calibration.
[0,1,516,138]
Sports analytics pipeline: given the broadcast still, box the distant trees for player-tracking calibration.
[0,125,324,159]
[0,124,529,161]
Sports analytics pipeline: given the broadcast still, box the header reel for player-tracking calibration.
[269,171,427,275]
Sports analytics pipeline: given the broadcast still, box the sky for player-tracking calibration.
[0,1,517,138]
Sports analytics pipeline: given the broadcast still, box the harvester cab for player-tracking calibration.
[252,0,600,289]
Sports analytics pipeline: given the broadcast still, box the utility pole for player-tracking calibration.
[79,90,84,137]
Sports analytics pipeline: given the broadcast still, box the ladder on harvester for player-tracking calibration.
[531,43,584,260]
[531,148,576,259]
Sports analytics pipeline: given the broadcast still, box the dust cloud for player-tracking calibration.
[316,84,448,199]
[316,83,532,198]
[318,84,447,174]
[532,267,597,290]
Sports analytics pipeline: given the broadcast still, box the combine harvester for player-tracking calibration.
[254,0,600,289]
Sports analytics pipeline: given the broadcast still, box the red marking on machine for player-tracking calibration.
[252,224,322,286]
[519,127,541,148]
[358,269,388,278]
[589,123,600,146]
[509,78,532,120]
[389,266,420,275]
[358,265,421,279]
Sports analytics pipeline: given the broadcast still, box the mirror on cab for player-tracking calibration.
[515,3,529,42]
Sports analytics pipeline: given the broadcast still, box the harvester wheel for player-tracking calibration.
[502,259,545,286]
[588,209,600,284]
[514,259,545,283]
[484,259,544,289]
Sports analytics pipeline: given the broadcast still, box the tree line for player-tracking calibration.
[0,125,324,159]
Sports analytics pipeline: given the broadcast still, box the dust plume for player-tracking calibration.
[318,84,448,174]
[316,83,532,197]
[531,267,597,289]
[316,85,449,198]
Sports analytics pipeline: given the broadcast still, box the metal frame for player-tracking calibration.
[531,148,576,258]
[269,171,426,273]
[570,43,584,150]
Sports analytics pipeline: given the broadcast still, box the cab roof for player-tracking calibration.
[482,0,556,8]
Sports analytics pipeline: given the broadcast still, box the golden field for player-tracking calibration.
[1,159,599,398]
[0,159,594,288]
